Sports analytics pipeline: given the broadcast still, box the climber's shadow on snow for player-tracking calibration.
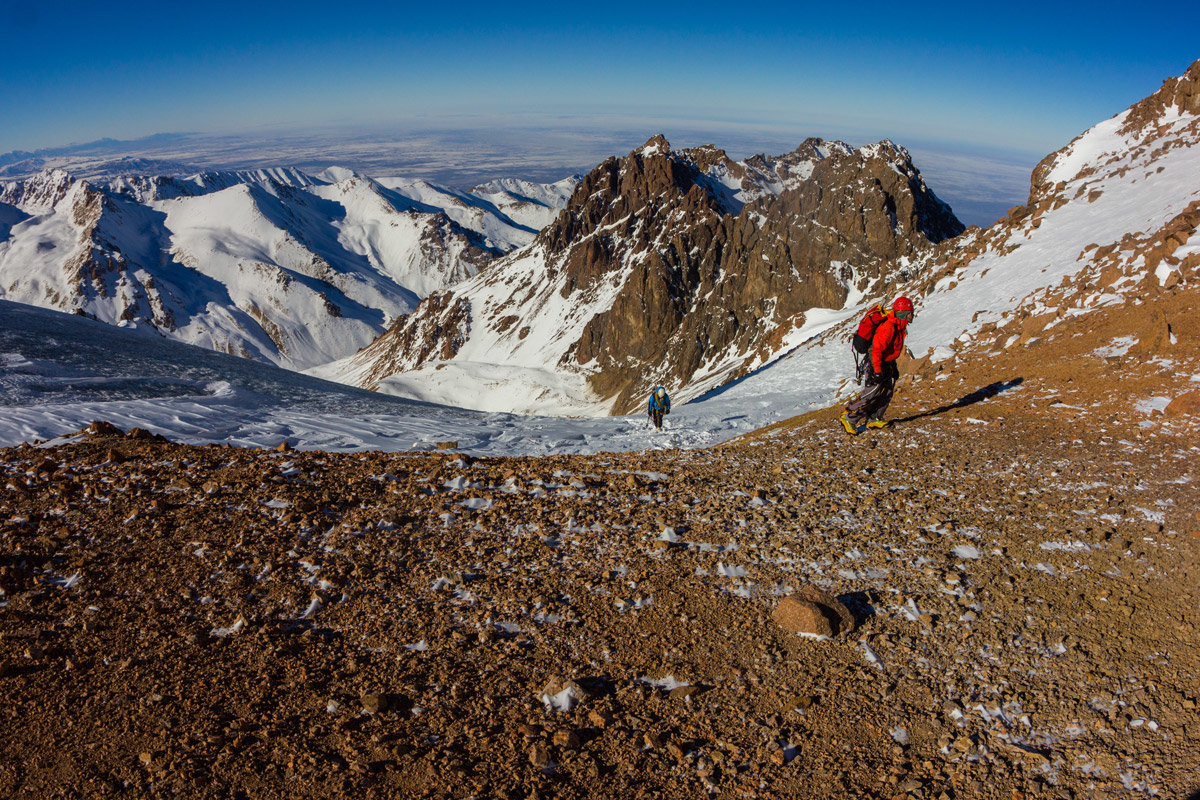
[893,377,1023,424]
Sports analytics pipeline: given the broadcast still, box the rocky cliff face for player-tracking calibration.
[346,135,963,412]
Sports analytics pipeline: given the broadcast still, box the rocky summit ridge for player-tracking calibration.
[332,135,963,413]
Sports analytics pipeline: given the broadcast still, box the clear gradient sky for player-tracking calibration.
[0,0,1195,159]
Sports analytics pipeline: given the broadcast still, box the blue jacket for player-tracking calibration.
[648,392,670,414]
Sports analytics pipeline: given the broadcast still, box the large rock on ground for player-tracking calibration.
[1165,389,1200,418]
[773,586,855,638]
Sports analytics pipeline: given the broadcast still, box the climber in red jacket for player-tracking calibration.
[840,296,914,435]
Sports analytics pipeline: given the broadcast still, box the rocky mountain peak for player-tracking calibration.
[1,167,77,211]
[1029,59,1200,205]
[348,135,963,413]
[637,133,671,155]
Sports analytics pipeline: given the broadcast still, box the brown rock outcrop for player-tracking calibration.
[574,139,962,410]
[356,291,473,389]
[363,135,963,412]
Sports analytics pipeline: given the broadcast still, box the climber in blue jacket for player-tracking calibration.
[648,386,670,430]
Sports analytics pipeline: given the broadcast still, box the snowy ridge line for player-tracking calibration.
[0,166,579,372]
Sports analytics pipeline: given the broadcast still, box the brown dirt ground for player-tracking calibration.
[2,285,1198,800]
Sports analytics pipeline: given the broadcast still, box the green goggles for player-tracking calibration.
[896,310,914,321]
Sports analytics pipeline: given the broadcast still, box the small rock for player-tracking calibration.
[538,676,588,712]
[643,731,666,749]
[1165,389,1200,418]
[552,729,580,749]
[775,599,834,637]
[783,695,815,713]
[528,743,551,768]
[436,441,459,450]
[361,692,388,714]
[668,685,699,700]
[586,709,611,729]
[87,420,123,437]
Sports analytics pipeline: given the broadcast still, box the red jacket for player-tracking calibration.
[871,315,908,373]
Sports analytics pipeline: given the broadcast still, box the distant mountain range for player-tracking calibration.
[0,124,1032,228]
[0,167,578,369]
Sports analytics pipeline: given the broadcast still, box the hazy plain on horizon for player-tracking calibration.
[0,118,1036,228]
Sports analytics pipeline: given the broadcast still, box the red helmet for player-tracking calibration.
[893,296,914,321]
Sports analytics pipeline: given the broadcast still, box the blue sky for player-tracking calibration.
[0,0,1195,161]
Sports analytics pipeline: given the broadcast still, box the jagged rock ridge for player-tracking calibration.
[883,58,1200,383]
[335,135,962,413]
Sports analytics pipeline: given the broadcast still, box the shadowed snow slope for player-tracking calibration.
[0,298,851,454]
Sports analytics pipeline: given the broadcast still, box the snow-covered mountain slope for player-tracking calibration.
[0,297,805,454]
[0,168,575,369]
[469,175,585,231]
[379,175,581,250]
[0,298,493,451]
[896,58,1200,374]
[317,135,962,414]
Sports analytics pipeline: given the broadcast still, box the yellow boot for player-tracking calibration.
[839,412,859,436]
[866,419,890,429]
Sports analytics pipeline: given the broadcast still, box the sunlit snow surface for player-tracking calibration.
[0,298,861,455]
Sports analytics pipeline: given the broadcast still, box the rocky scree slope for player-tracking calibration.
[335,136,962,413]
[0,383,1196,799]
[0,168,576,370]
